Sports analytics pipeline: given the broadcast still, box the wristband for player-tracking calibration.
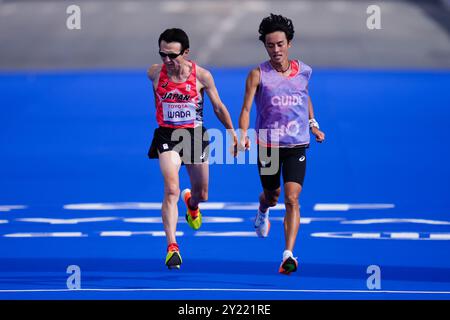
[309,118,320,130]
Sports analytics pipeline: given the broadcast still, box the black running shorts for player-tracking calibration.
[148,126,210,164]
[257,145,307,190]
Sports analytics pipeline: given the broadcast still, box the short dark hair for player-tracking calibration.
[158,28,190,52]
[258,14,294,43]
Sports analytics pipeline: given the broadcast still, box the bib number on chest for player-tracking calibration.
[163,102,196,124]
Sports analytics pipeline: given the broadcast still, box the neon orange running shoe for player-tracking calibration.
[165,243,182,269]
[181,188,202,230]
[278,256,298,275]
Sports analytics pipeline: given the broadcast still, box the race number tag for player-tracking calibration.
[162,102,196,124]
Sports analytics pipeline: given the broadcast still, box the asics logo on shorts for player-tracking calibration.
[200,152,206,160]
[261,160,271,167]
[163,143,169,150]
[299,156,305,162]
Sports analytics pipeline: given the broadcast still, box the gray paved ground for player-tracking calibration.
[0,0,449,70]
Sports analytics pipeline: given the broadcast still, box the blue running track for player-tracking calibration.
[0,67,450,299]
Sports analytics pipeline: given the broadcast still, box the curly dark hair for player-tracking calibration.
[258,13,295,43]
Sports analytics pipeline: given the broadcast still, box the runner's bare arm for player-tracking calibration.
[238,68,260,150]
[198,68,237,136]
[147,64,161,87]
[308,96,325,143]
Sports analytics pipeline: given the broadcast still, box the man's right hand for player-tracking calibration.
[239,135,251,151]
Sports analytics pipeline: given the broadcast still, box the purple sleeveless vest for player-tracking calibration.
[255,60,312,147]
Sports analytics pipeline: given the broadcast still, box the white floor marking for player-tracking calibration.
[63,202,288,211]
[195,231,257,237]
[314,203,395,211]
[123,217,243,223]
[271,217,344,224]
[64,203,162,210]
[0,288,449,295]
[342,218,450,225]
[390,232,420,240]
[0,205,27,212]
[17,217,118,224]
[197,217,244,223]
[100,231,183,237]
[123,217,163,223]
[198,203,225,210]
[0,220,8,224]
[430,234,450,240]
[4,232,86,238]
[311,232,450,241]
[351,233,381,239]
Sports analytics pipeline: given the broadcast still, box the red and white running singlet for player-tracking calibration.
[154,61,204,128]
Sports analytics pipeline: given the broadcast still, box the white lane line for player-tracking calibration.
[123,217,163,223]
[63,202,288,211]
[3,231,450,239]
[203,203,285,210]
[390,232,420,240]
[311,232,450,241]
[311,232,383,240]
[0,288,450,294]
[342,218,450,225]
[351,233,381,239]
[314,203,395,211]
[0,205,27,212]
[271,217,344,224]
[430,234,450,240]
[195,231,257,237]
[4,232,86,238]
[0,220,8,224]
[192,217,244,223]
[100,231,183,237]
[220,203,258,210]
[17,217,118,224]
[124,217,243,223]
[64,203,162,210]
[199,203,225,210]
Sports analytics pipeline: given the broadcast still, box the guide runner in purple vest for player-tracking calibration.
[238,14,325,275]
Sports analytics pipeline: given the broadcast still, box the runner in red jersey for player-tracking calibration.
[154,59,203,129]
[147,28,237,269]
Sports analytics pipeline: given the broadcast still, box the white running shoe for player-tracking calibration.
[254,208,270,237]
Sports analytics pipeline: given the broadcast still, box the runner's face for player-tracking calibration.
[159,40,186,69]
[264,31,291,65]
